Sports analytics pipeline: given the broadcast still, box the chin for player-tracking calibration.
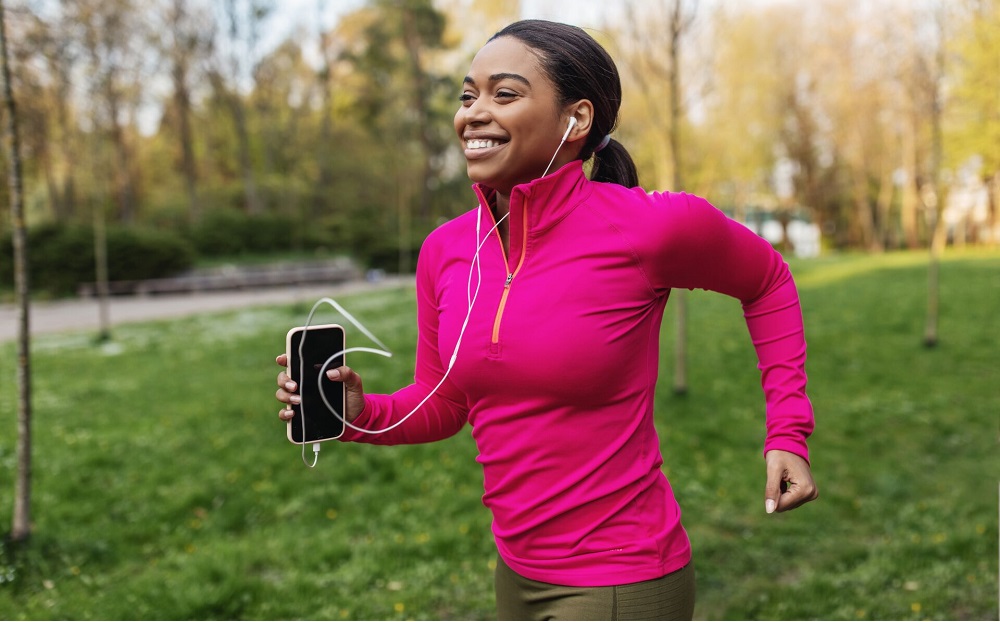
[465,166,499,189]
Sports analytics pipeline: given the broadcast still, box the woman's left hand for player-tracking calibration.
[763,450,818,514]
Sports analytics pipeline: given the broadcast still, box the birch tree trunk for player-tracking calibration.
[1,0,34,543]
[668,0,689,395]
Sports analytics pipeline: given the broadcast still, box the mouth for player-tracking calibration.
[463,137,508,159]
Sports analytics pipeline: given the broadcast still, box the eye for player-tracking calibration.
[495,90,517,101]
[458,93,476,105]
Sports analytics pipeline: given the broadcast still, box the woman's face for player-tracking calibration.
[454,36,569,195]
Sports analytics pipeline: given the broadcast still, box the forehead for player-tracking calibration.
[466,36,547,84]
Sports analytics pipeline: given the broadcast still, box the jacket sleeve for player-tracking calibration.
[339,236,470,446]
[646,192,814,462]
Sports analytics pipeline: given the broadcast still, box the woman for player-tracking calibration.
[276,19,817,620]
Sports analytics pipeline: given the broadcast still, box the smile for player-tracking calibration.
[466,139,504,149]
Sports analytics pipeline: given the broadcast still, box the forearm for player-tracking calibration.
[340,381,468,445]
[742,258,813,461]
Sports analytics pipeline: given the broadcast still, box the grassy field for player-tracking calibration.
[0,250,997,620]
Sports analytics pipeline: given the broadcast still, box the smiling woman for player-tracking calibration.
[274,18,818,621]
[456,37,570,199]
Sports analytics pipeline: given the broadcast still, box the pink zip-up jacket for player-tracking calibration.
[341,161,813,587]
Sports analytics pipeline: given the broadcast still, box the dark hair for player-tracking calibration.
[489,20,639,188]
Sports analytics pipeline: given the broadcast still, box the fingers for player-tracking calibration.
[326,365,365,423]
[274,352,364,424]
[275,369,298,410]
[764,455,785,513]
[764,450,819,514]
[276,353,297,422]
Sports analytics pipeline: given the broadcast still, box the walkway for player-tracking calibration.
[0,276,414,343]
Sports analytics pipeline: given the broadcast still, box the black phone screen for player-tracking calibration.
[287,325,345,443]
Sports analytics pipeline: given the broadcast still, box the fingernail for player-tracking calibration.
[285,381,296,391]
[327,369,341,380]
[765,499,776,514]
[289,395,301,404]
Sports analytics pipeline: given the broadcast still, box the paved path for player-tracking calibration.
[0,276,414,343]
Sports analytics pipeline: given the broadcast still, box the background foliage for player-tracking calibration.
[0,0,996,295]
[1,1,998,617]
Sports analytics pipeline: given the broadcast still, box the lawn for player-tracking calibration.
[0,250,997,620]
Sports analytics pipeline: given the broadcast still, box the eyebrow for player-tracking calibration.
[463,72,531,87]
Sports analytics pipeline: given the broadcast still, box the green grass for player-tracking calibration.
[0,250,997,620]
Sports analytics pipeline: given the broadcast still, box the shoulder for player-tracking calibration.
[423,208,479,250]
[418,208,479,262]
[585,181,724,232]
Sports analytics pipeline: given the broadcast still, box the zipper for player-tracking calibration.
[491,200,529,345]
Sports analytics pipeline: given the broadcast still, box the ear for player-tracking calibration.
[564,99,594,144]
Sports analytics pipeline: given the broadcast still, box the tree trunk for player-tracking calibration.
[668,0,688,395]
[105,78,137,224]
[1,0,33,543]
[172,59,199,221]
[314,12,334,221]
[232,93,260,214]
[93,199,112,342]
[990,172,999,246]
[214,0,262,216]
[850,163,877,251]
[900,113,920,249]
[400,6,433,223]
[923,209,946,347]
[923,7,946,347]
[54,68,77,220]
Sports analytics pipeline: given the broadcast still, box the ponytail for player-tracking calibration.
[588,139,639,188]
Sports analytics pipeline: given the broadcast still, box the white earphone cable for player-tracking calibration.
[296,126,571,464]
[297,208,506,457]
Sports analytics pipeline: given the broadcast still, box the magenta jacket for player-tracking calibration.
[341,161,813,587]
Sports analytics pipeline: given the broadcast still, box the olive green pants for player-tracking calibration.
[494,558,696,621]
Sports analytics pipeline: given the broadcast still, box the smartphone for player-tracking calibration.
[285,324,346,444]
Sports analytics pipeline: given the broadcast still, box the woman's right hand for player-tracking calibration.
[275,353,367,424]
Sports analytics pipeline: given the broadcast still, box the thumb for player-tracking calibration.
[764,459,784,514]
[327,365,366,422]
[327,365,359,388]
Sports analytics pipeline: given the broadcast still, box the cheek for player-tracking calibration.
[453,108,465,137]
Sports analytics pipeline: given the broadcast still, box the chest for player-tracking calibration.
[433,221,666,407]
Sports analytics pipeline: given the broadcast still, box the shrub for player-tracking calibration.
[186,209,330,257]
[0,223,196,296]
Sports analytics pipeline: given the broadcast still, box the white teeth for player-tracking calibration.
[467,139,500,149]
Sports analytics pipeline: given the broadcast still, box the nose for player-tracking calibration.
[459,97,491,127]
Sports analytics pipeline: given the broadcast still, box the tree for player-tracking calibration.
[665,0,695,396]
[808,0,893,250]
[947,0,1000,244]
[314,0,337,222]
[206,0,273,215]
[680,4,785,211]
[158,0,212,222]
[66,0,147,224]
[1,0,33,543]
[619,0,698,394]
[7,9,78,222]
[923,1,949,347]
[343,0,455,272]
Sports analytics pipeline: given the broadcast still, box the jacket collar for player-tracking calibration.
[472,161,592,236]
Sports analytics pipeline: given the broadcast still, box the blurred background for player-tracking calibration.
[0,0,996,297]
[1,2,998,620]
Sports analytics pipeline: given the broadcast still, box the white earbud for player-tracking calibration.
[561,117,577,142]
